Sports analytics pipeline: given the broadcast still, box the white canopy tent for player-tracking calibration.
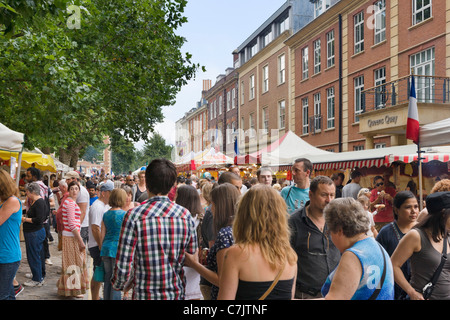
[0,122,25,185]
[419,117,450,147]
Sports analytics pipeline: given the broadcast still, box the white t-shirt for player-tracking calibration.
[88,199,110,248]
[77,185,90,228]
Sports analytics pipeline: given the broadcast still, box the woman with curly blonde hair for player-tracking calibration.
[218,184,297,300]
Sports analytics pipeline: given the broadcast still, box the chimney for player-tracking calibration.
[203,79,212,91]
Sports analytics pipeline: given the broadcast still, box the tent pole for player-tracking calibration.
[15,151,23,187]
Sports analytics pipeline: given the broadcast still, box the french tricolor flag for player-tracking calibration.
[406,74,419,144]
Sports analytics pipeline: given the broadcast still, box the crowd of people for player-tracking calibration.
[0,156,449,300]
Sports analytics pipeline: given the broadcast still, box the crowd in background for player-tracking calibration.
[0,157,449,300]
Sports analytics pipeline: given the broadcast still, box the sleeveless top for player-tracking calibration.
[410,228,450,300]
[236,278,295,300]
[0,197,22,263]
[100,209,126,258]
[321,237,394,300]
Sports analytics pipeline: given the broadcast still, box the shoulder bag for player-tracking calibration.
[259,264,285,300]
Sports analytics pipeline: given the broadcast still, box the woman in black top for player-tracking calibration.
[22,182,47,287]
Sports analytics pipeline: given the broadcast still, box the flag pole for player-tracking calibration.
[411,68,424,211]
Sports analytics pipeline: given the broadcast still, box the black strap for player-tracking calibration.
[429,236,448,286]
[369,243,387,300]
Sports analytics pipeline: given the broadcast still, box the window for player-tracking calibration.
[263,107,269,130]
[354,76,364,122]
[263,30,273,47]
[218,96,223,115]
[262,65,269,93]
[279,100,286,129]
[374,67,386,109]
[302,98,309,134]
[279,16,290,34]
[314,0,330,18]
[354,11,364,54]
[302,47,309,80]
[314,93,321,131]
[314,39,321,74]
[353,145,365,151]
[278,54,286,84]
[374,0,386,44]
[214,101,217,118]
[413,0,432,25]
[210,103,213,120]
[410,47,435,102]
[375,143,386,149]
[241,81,245,104]
[249,113,255,137]
[249,75,255,100]
[327,87,335,129]
[226,124,231,144]
[232,88,236,109]
[250,43,258,58]
[326,30,335,68]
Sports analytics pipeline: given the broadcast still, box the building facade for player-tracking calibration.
[174,80,210,162]
[286,0,450,152]
[205,67,239,157]
[234,0,315,156]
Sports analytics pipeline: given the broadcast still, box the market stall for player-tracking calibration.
[0,122,25,184]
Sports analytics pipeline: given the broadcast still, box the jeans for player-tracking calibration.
[24,227,46,282]
[0,261,20,300]
[102,256,121,300]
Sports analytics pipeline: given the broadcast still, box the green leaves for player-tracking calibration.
[0,0,201,165]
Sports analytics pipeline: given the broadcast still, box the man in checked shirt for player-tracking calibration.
[111,158,198,300]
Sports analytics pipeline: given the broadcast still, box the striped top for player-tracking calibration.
[111,196,198,300]
[61,198,81,237]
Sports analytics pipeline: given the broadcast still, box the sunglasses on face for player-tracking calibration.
[376,182,384,187]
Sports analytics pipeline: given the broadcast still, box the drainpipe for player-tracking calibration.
[338,14,343,152]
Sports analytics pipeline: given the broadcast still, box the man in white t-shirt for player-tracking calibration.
[88,179,113,300]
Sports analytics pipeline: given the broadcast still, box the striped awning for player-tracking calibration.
[313,158,388,171]
[388,153,450,164]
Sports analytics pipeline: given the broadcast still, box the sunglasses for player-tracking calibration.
[376,182,384,187]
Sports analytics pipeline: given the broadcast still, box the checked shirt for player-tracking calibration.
[111,196,198,300]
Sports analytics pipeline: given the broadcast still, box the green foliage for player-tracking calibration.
[0,0,201,165]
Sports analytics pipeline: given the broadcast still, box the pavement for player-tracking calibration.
[15,230,98,300]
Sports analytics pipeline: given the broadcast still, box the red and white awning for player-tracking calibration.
[313,158,387,171]
[388,153,450,164]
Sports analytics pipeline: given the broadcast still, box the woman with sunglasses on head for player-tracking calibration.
[370,175,396,232]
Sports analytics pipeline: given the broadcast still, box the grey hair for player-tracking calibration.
[324,197,370,238]
[59,179,68,188]
[26,182,41,196]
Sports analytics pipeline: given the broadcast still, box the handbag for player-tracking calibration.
[259,264,285,300]
[93,261,105,282]
[422,236,448,300]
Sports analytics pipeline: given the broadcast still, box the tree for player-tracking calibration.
[0,0,202,167]
[140,132,173,165]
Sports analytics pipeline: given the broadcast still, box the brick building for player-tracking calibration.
[205,67,239,157]
[234,0,315,156]
[286,0,450,152]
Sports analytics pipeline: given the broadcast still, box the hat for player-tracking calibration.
[426,191,450,214]
[100,180,114,192]
[64,171,80,179]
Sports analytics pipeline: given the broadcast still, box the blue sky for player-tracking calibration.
[135,0,287,149]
